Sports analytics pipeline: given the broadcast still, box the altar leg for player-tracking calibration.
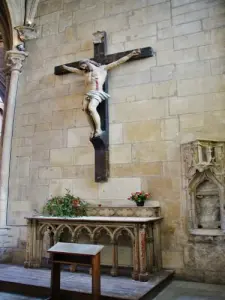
[24,219,33,268]
[146,224,154,273]
[32,219,40,267]
[111,242,118,276]
[153,221,162,271]
[132,226,139,280]
[139,224,149,282]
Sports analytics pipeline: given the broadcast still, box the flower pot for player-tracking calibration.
[136,201,144,207]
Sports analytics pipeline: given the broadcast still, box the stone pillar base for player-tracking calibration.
[110,267,118,276]
[139,272,149,282]
[131,271,139,281]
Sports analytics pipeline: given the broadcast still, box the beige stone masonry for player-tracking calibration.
[95,13,129,34]
[110,144,132,164]
[178,75,225,96]
[175,61,211,79]
[203,14,225,30]
[5,0,225,282]
[111,162,162,178]
[50,148,75,166]
[174,31,211,50]
[158,21,202,39]
[123,120,161,143]
[172,9,209,25]
[37,0,63,16]
[152,80,176,98]
[161,118,179,140]
[199,44,225,60]
[99,178,141,200]
[129,2,170,26]
[111,23,156,44]
[172,0,222,16]
[109,83,153,104]
[211,58,225,75]
[157,48,199,66]
[73,3,104,24]
[111,99,167,123]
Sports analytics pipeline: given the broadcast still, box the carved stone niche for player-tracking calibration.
[181,139,225,236]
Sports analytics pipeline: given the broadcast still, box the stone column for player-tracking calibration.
[0,50,28,227]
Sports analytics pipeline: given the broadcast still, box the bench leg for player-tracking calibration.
[92,253,100,300]
[69,263,77,272]
[51,262,61,300]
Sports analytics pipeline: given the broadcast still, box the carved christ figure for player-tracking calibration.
[62,49,140,137]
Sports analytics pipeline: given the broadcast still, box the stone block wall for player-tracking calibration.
[7,0,225,282]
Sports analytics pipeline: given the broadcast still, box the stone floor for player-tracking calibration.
[0,280,225,299]
[152,280,225,300]
[0,293,43,299]
[0,264,173,299]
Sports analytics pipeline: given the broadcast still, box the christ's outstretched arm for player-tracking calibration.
[62,65,83,75]
[104,49,140,71]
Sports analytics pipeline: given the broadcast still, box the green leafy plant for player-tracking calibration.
[43,189,87,217]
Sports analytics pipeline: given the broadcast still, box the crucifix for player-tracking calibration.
[55,31,154,182]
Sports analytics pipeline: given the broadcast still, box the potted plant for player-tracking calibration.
[128,191,150,206]
[43,189,87,217]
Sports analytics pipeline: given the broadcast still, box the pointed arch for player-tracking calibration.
[113,227,135,243]
[93,226,113,242]
[38,223,56,239]
[55,224,73,241]
[0,0,13,51]
[188,170,225,231]
[74,225,93,240]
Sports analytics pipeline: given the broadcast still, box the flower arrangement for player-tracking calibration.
[43,189,87,217]
[128,191,150,206]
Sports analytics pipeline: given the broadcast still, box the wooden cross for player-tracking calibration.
[55,31,154,182]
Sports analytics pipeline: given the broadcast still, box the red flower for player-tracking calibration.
[72,199,80,207]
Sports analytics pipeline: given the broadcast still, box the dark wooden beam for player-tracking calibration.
[54,47,154,76]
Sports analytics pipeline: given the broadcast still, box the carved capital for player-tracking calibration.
[6,50,28,72]
[93,31,105,44]
[14,25,39,42]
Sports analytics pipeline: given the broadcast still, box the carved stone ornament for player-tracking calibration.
[92,31,105,44]
[181,139,225,235]
[6,50,29,72]
[14,25,38,42]
[181,139,225,180]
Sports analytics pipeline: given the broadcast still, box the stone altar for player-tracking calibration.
[24,206,162,282]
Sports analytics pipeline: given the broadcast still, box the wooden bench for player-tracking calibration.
[47,242,104,300]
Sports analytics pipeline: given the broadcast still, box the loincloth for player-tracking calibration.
[85,90,110,104]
